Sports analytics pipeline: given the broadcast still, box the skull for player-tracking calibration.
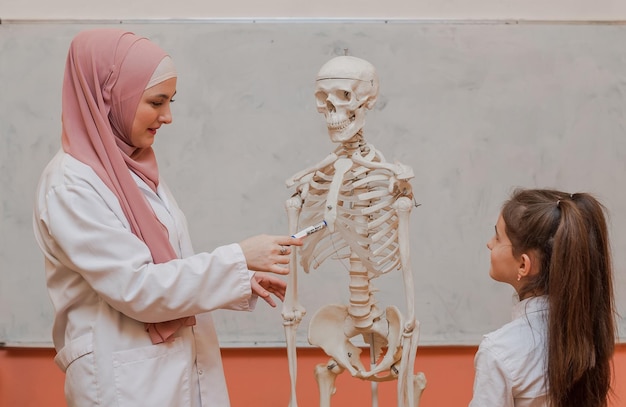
[315,56,379,143]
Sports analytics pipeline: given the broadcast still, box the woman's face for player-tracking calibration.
[486,214,521,286]
[130,77,177,148]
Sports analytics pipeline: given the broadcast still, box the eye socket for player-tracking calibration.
[315,91,328,103]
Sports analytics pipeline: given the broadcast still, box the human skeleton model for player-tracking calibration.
[281,56,426,407]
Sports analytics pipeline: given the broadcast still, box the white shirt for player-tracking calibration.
[469,295,549,407]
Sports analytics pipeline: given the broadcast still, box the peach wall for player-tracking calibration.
[1,345,625,407]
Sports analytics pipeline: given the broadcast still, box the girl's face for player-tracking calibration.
[130,77,177,149]
[486,215,522,287]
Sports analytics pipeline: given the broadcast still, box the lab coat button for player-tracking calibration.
[198,369,203,375]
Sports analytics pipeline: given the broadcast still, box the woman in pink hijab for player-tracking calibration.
[33,28,301,406]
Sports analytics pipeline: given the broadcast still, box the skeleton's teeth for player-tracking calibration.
[327,115,355,130]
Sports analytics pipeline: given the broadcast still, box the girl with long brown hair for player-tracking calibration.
[470,188,616,407]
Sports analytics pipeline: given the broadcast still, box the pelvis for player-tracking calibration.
[308,304,404,382]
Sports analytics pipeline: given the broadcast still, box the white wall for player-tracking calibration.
[2,0,626,21]
[3,0,626,347]
[3,20,626,346]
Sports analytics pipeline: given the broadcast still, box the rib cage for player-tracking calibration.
[295,151,412,278]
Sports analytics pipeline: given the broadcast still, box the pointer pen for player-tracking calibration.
[292,220,328,239]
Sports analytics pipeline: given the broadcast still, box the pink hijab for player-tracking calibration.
[61,29,195,344]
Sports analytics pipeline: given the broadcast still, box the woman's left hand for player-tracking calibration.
[250,272,287,307]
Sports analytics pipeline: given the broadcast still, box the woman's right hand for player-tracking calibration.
[238,234,303,275]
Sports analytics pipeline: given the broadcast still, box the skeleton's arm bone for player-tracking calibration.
[394,196,415,330]
[282,194,305,407]
[282,194,306,324]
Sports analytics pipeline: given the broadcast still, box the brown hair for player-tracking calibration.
[501,188,615,407]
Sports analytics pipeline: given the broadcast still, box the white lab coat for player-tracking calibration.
[33,150,257,407]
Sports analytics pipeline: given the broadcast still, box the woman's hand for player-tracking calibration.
[239,234,303,275]
[251,272,287,307]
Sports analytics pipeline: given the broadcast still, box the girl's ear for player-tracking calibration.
[518,253,536,279]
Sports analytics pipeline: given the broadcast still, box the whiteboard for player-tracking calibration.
[1,21,625,347]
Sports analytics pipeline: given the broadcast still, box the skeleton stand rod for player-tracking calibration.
[370,333,379,407]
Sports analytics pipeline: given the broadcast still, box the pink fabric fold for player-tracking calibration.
[61,28,195,344]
